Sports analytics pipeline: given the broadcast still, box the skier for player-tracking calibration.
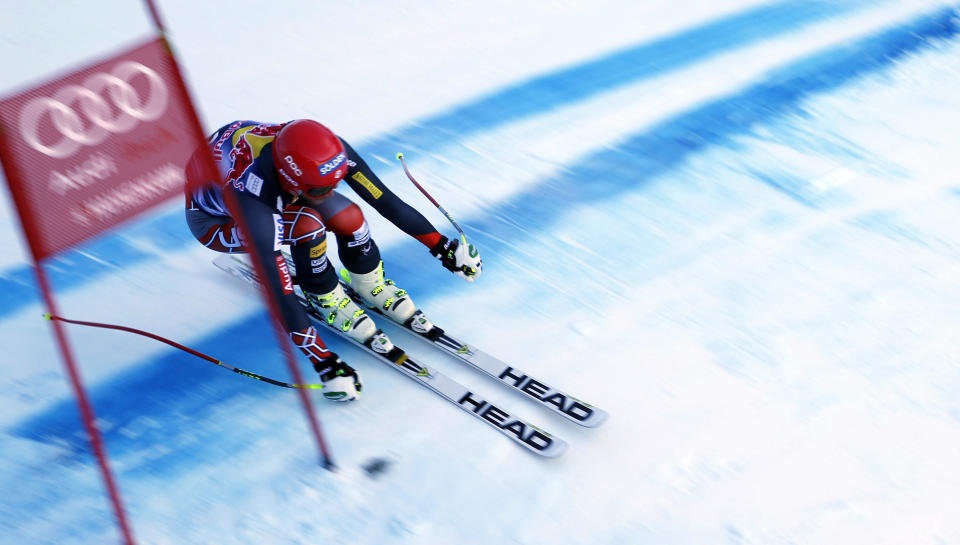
[184,119,482,401]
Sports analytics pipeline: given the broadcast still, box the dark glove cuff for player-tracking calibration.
[312,354,339,376]
[429,235,452,258]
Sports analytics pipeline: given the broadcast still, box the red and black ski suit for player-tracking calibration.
[184,120,443,369]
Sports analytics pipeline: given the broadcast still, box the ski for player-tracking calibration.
[214,254,568,458]
[340,280,609,428]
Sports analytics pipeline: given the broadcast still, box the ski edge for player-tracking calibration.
[213,254,569,458]
[402,326,610,428]
[336,278,609,428]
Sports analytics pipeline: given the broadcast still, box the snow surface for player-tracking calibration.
[2,1,960,543]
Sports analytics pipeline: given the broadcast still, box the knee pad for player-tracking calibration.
[323,203,380,271]
[284,205,338,293]
[325,203,366,237]
[282,205,326,246]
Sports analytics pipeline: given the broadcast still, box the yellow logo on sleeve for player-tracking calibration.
[309,239,328,258]
[351,172,382,199]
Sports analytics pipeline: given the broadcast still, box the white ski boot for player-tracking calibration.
[340,261,418,326]
[304,283,377,343]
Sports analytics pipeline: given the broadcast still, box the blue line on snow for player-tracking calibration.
[0,0,866,318]
[7,312,286,461]
[9,6,960,472]
[378,6,960,301]
[360,0,865,149]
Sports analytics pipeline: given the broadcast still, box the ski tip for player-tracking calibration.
[578,407,610,428]
[538,438,570,459]
[395,152,404,161]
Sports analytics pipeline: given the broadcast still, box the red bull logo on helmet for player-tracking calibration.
[318,152,346,176]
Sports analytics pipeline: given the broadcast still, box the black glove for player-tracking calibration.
[313,353,361,390]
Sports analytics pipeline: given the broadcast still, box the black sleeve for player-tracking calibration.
[230,191,311,333]
[340,138,441,241]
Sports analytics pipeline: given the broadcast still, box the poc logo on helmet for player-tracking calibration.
[284,155,303,176]
[278,167,298,188]
[318,152,346,175]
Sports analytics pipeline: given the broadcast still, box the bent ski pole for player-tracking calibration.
[44,314,323,390]
[396,152,468,245]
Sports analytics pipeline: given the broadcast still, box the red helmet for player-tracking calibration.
[272,120,349,196]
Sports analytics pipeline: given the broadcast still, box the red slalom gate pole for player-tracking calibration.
[141,0,336,469]
[34,266,137,545]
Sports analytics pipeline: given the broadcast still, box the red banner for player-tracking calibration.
[0,37,210,260]
[0,32,333,543]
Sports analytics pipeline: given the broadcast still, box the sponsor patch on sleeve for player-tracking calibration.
[347,222,371,248]
[309,239,328,257]
[272,213,284,252]
[275,255,294,294]
[245,172,264,196]
[351,172,382,199]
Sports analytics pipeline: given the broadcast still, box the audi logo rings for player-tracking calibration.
[18,61,170,159]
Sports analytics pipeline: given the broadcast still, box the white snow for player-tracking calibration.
[2,1,960,544]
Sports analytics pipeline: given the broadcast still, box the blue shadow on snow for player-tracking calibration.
[0,0,867,318]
